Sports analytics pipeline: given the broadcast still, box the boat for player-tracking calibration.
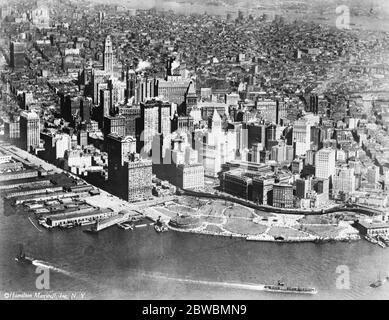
[370,273,387,288]
[378,235,389,246]
[118,222,134,230]
[263,281,317,295]
[365,235,378,244]
[377,240,386,248]
[154,216,168,233]
[154,224,168,233]
[15,245,34,265]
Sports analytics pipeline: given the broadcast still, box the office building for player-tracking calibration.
[20,111,40,151]
[103,35,114,74]
[10,42,26,69]
[272,183,294,208]
[315,148,336,180]
[293,119,311,156]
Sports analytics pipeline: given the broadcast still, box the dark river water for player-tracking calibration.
[0,197,388,300]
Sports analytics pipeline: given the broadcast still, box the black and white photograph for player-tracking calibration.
[0,0,388,305]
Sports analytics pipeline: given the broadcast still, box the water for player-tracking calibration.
[1,197,389,300]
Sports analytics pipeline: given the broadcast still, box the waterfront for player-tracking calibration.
[1,197,388,300]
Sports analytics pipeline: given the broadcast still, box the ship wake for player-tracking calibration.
[32,260,74,277]
[139,272,266,292]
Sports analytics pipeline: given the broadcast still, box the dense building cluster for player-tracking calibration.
[1,0,389,211]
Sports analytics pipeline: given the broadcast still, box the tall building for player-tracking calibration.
[61,95,81,122]
[41,132,71,163]
[119,106,141,137]
[31,5,50,29]
[80,97,92,123]
[315,148,336,180]
[272,183,294,208]
[256,98,278,124]
[367,166,379,187]
[139,100,171,155]
[265,123,277,151]
[125,154,153,202]
[139,100,160,155]
[252,177,274,205]
[333,167,355,198]
[103,35,114,74]
[107,133,136,179]
[125,67,137,102]
[293,119,311,156]
[176,164,205,190]
[4,117,20,144]
[103,116,126,138]
[10,42,26,69]
[184,81,197,115]
[296,178,312,199]
[156,78,191,105]
[99,89,111,125]
[20,111,40,151]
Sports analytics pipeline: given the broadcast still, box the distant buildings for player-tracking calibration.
[31,5,50,29]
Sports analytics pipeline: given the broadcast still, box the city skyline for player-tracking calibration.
[0,0,388,302]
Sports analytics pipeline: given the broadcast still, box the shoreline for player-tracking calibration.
[167,223,361,244]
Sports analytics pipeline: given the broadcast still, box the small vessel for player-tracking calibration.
[154,216,168,233]
[154,224,168,233]
[15,245,34,265]
[377,241,386,248]
[264,281,317,295]
[118,222,134,230]
[365,235,378,244]
[370,273,387,288]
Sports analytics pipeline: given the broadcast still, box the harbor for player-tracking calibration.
[0,143,151,231]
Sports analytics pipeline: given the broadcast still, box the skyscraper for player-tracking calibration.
[315,148,336,180]
[20,111,40,151]
[10,42,26,69]
[293,119,311,156]
[139,100,171,155]
[140,100,159,155]
[107,133,136,180]
[103,35,113,74]
[103,116,126,138]
[125,154,153,202]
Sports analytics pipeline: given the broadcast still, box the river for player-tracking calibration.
[0,196,388,300]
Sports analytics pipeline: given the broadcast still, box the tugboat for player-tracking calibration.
[264,280,318,295]
[15,245,34,265]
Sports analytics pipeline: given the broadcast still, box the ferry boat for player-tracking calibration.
[264,281,317,295]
